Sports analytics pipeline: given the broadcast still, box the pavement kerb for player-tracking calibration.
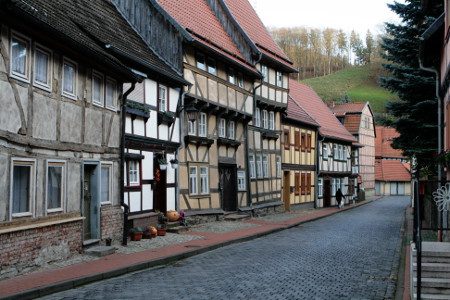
[0,199,374,300]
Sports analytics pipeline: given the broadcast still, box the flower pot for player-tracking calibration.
[157,228,167,236]
[142,232,153,239]
[130,232,143,241]
[166,210,179,222]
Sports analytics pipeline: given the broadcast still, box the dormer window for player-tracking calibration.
[276,71,283,87]
[158,85,168,112]
[228,68,235,84]
[207,57,216,75]
[261,65,268,82]
[196,52,206,71]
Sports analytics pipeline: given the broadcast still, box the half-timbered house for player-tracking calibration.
[111,0,191,227]
[0,0,141,277]
[224,0,298,214]
[329,102,376,197]
[281,96,320,210]
[289,80,358,208]
[158,0,261,218]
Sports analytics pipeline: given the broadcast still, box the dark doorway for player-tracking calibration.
[153,157,167,213]
[219,164,237,211]
[323,178,331,207]
[83,162,100,242]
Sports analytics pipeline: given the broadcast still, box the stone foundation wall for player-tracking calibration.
[100,205,123,242]
[0,220,82,280]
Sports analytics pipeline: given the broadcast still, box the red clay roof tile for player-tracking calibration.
[286,96,320,127]
[329,102,367,113]
[375,159,411,181]
[375,126,405,159]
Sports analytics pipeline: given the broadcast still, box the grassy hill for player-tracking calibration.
[301,63,399,114]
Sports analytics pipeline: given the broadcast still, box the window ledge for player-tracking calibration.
[0,216,84,234]
[185,135,214,147]
[217,137,241,147]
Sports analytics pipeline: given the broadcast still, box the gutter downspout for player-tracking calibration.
[316,134,325,209]
[176,85,193,211]
[121,82,136,246]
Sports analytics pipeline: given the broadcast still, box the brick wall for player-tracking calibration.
[101,205,123,242]
[0,221,82,280]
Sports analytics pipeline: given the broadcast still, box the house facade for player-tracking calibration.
[329,102,376,197]
[0,1,139,278]
[281,96,320,210]
[158,0,261,219]
[289,80,357,208]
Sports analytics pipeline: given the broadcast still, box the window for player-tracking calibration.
[331,178,336,196]
[46,161,65,212]
[262,110,268,129]
[301,174,306,195]
[10,159,35,217]
[34,44,52,90]
[333,144,339,160]
[105,78,117,109]
[188,119,197,135]
[200,166,209,194]
[158,85,168,112]
[237,171,246,191]
[262,155,269,178]
[101,163,113,204]
[10,32,30,81]
[199,113,207,137]
[62,58,77,99]
[228,121,235,139]
[249,155,256,179]
[255,108,261,127]
[301,133,306,152]
[228,68,235,84]
[269,112,275,130]
[295,173,300,195]
[237,72,244,88]
[295,132,300,150]
[196,53,206,70]
[322,143,328,160]
[318,178,323,197]
[207,57,216,75]
[284,130,290,149]
[341,179,345,194]
[306,174,311,195]
[256,155,262,178]
[261,65,268,81]
[127,160,140,186]
[276,156,281,178]
[276,71,283,87]
[189,166,198,195]
[92,71,104,106]
[307,134,312,152]
[219,118,226,138]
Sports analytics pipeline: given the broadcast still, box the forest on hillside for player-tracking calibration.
[269,27,384,80]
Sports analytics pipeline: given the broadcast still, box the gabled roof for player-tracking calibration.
[286,96,320,128]
[375,159,411,182]
[158,0,259,75]
[329,102,368,114]
[329,102,375,136]
[375,126,406,159]
[289,79,356,143]
[222,0,296,72]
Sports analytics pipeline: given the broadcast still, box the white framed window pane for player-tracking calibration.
[200,166,209,194]
[106,79,116,108]
[12,165,31,214]
[92,73,103,105]
[228,121,235,139]
[276,71,283,87]
[256,155,262,178]
[199,113,207,137]
[62,60,76,97]
[34,49,49,86]
[101,165,111,203]
[249,155,256,178]
[159,86,167,112]
[323,143,328,159]
[262,155,268,178]
[276,156,281,178]
[237,171,245,191]
[255,108,260,127]
[318,178,323,197]
[188,120,196,135]
[261,65,268,81]
[262,110,268,129]
[228,68,235,84]
[238,73,244,88]
[196,53,205,70]
[189,167,198,195]
[47,165,62,210]
[207,58,216,75]
[11,37,28,77]
[129,161,139,185]
[269,112,275,130]
[219,118,226,137]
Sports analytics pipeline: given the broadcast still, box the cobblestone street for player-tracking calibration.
[39,197,409,300]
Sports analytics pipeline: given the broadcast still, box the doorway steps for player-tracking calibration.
[412,242,450,299]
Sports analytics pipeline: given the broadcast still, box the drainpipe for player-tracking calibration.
[176,85,193,211]
[316,134,325,209]
[121,82,136,246]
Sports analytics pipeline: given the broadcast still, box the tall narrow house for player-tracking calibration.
[224,0,298,213]
[290,80,358,208]
[158,0,261,218]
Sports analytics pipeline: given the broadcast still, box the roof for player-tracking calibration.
[343,115,362,135]
[286,96,320,128]
[223,0,296,72]
[158,0,258,75]
[375,159,411,182]
[329,102,368,114]
[375,126,406,159]
[329,102,375,135]
[289,79,356,143]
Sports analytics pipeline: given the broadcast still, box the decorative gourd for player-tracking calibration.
[166,210,179,222]
[148,226,157,235]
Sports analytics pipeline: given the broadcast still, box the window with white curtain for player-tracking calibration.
[10,33,30,81]
[228,121,235,139]
[276,71,283,87]
[11,159,35,217]
[127,160,140,186]
[237,72,244,88]
[269,111,275,130]
[262,110,268,129]
[92,71,104,106]
[34,45,52,90]
[46,161,65,212]
[256,155,263,178]
[318,178,323,197]
[158,85,167,112]
[200,166,209,194]
[106,78,117,109]
[189,166,198,195]
[261,65,268,81]
[101,163,113,204]
[199,113,207,137]
[188,120,196,135]
[219,118,226,138]
[249,155,256,178]
[255,108,261,127]
[262,155,269,178]
[62,58,77,99]
[228,68,235,84]
[322,143,328,160]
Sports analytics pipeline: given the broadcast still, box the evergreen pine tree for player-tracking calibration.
[380,0,443,176]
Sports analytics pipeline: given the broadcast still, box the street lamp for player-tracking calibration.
[184,104,198,122]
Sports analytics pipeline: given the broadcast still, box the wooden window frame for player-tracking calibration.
[294,132,300,151]
[33,43,52,91]
[284,130,290,149]
[294,173,300,195]
[10,31,31,83]
[10,158,36,219]
[301,133,306,152]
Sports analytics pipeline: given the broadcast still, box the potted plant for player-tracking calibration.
[158,159,168,170]
[157,224,167,236]
[147,226,158,238]
[129,227,144,241]
[170,159,179,169]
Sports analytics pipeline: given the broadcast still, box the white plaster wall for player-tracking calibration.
[0,152,9,221]
[60,102,82,143]
[142,184,153,210]
[166,153,176,184]
[167,187,176,211]
[84,108,103,146]
[146,80,157,106]
[169,88,179,112]
[142,151,153,180]
[133,118,145,136]
[33,93,57,141]
[129,191,141,212]
[0,81,23,133]
[147,111,158,139]
[125,115,132,134]
[66,162,80,213]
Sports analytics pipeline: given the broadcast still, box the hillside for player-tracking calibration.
[301,63,399,114]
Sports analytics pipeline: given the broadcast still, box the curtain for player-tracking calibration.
[47,166,62,209]
[12,40,27,75]
[35,50,48,84]
[12,165,30,213]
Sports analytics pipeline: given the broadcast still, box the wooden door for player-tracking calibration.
[219,164,237,211]
[323,178,331,207]
[283,171,291,211]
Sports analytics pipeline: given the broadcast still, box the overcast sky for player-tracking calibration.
[250,0,402,36]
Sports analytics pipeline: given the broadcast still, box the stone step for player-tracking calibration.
[414,262,450,272]
[166,226,190,234]
[224,214,251,221]
[85,246,117,257]
[414,293,450,300]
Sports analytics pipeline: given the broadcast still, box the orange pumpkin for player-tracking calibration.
[148,226,157,235]
[166,210,179,222]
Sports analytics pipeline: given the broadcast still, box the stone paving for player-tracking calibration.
[38,196,409,300]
